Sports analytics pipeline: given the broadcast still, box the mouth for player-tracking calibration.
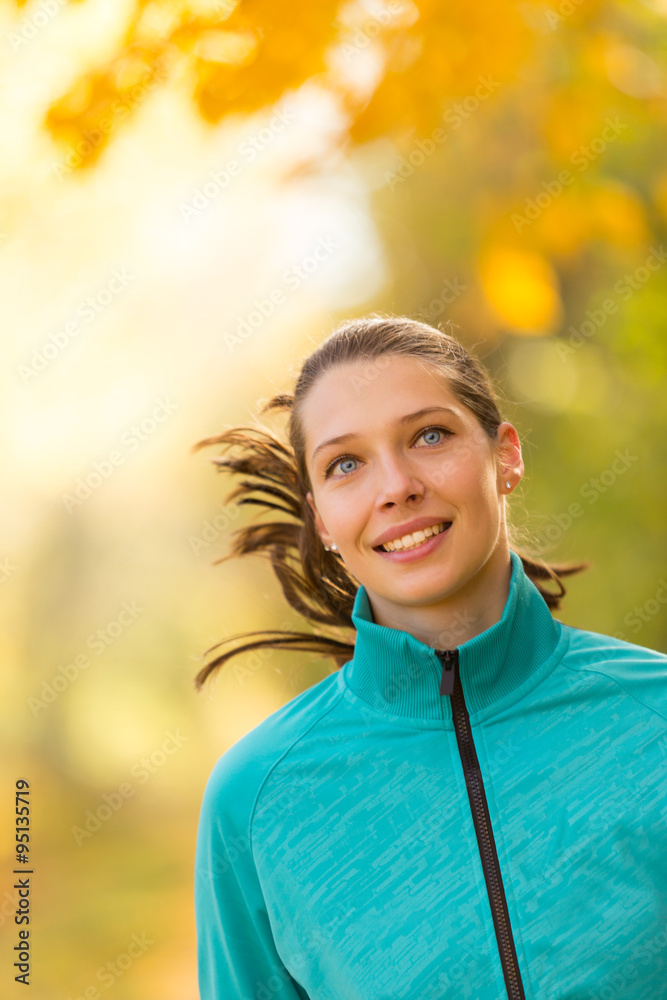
[373,521,452,559]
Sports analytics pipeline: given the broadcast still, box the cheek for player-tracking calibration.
[480,470,503,518]
[443,452,498,504]
[320,497,364,537]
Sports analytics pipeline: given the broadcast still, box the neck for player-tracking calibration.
[363,546,512,651]
[347,550,563,722]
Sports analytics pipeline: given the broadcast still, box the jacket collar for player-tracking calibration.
[346,551,561,723]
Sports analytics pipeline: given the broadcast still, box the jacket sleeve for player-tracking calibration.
[194,752,310,1000]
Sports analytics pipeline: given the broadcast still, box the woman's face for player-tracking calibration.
[303,354,523,617]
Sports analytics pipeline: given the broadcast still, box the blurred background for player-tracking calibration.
[1,0,666,996]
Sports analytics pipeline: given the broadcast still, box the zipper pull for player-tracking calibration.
[436,648,458,696]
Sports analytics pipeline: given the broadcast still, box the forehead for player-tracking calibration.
[301,355,471,462]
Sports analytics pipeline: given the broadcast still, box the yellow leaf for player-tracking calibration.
[194,29,257,65]
[539,203,587,257]
[477,246,562,335]
[588,182,648,247]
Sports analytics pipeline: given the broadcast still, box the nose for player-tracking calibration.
[373,453,426,507]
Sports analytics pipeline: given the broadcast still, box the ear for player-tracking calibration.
[305,491,333,548]
[495,423,524,492]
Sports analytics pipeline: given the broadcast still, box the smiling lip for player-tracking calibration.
[371,516,453,549]
[374,522,452,561]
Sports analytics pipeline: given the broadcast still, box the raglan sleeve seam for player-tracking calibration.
[560,658,667,725]
[195,724,325,1000]
[248,685,347,857]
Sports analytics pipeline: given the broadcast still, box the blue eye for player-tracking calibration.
[324,456,358,479]
[322,425,452,480]
[415,425,453,448]
[421,428,443,445]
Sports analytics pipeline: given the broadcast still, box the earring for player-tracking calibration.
[324,542,338,552]
[505,481,512,490]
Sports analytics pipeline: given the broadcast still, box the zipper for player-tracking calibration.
[436,648,526,1000]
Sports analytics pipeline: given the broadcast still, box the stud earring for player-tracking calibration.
[505,481,512,490]
[324,542,338,552]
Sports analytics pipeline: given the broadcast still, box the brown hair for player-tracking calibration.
[191,315,587,689]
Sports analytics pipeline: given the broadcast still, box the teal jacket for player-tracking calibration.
[194,551,667,999]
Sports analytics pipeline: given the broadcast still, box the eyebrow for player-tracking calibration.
[311,406,460,462]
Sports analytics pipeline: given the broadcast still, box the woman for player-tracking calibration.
[192,316,667,1000]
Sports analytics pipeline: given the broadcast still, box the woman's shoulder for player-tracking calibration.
[199,669,344,823]
[558,621,667,720]
[560,621,667,664]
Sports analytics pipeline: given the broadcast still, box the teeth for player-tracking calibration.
[381,521,448,552]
